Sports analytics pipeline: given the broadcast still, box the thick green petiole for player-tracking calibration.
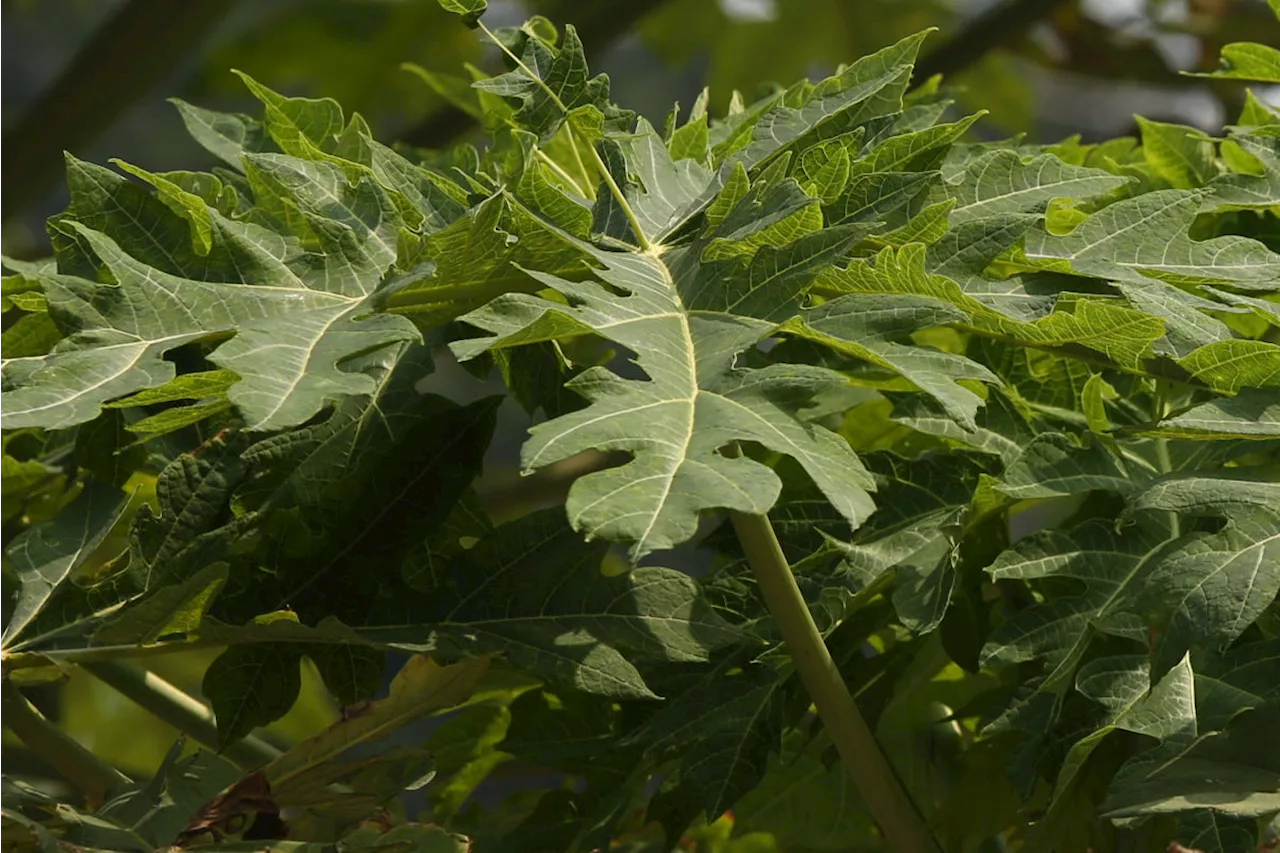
[2,679,132,805]
[726,460,941,853]
[83,661,281,769]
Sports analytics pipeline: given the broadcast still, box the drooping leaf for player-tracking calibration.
[981,518,1170,687]
[204,631,305,747]
[2,482,131,651]
[1139,505,1280,679]
[92,562,229,646]
[628,662,782,819]
[1135,117,1219,190]
[437,0,487,26]
[263,654,488,790]
[1191,41,1280,83]
[817,245,1167,372]
[368,509,743,699]
[788,292,999,430]
[732,735,879,847]
[995,432,1135,500]
[1150,389,1280,439]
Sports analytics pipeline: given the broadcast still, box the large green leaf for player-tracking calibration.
[8,11,1280,849]
[981,518,1169,687]
[0,72,493,434]
[367,510,743,698]
[452,222,874,560]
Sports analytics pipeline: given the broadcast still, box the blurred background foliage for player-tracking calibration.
[4,0,1279,260]
[2,0,1278,807]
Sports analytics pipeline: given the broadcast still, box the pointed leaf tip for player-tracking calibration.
[438,0,486,27]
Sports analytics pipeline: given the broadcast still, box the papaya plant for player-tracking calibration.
[2,1,1278,851]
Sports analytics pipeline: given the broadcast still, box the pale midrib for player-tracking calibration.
[634,256,697,557]
[3,498,109,645]
[246,302,358,429]
[1032,195,1184,261]
[4,336,193,418]
[960,177,1115,218]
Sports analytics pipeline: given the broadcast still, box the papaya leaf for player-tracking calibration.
[366,509,743,699]
[451,225,874,560]
[2,482,131,651]
[262,654,488,790]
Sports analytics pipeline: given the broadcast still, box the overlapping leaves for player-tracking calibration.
[3,6,1280,851]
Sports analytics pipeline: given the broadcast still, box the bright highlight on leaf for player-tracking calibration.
[3,6,1279,852]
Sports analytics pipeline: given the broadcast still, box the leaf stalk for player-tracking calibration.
[82,661,281,769]
[725,451,940,853]
[1,678,132,805]
[535,147,591,199]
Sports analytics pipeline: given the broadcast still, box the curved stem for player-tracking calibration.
[725,456,939,852]
[1,679,131,805]
[535,148,590,198]
[83,661,280,769]
[578,129,653,251]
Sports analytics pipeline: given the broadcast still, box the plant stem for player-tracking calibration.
[82,662,281,769]
[576,129,653,251]
[4,639,226,670]
[535,148,590,198]
[1,679,131,805]
[478,449,625,520]
[725,454,940,853]
[564,129,595,198]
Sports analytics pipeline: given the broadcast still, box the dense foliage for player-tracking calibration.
[3,1,1279,851]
